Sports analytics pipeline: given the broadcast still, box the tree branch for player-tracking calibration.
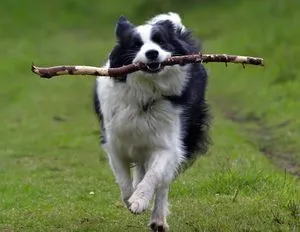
[32,53,264,79]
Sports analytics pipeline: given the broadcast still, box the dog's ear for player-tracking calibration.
[157,20,199,55]
[115,16,134,40]
[158,20,175,32]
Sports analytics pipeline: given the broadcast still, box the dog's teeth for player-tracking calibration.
[146,63,161,72]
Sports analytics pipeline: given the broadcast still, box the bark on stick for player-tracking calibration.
[32,53,264,79]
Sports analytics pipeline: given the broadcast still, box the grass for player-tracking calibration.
[0,0,299,231]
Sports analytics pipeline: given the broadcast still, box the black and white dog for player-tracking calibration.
[94,12,210,231]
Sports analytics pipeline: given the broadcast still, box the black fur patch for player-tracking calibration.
[151,20,200,56]
[109,17,144,82]
[164,63,210,158]
[93,83,106,144]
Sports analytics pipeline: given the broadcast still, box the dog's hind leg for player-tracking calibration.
[149,186,170,231]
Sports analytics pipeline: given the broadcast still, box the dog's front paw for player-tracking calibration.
[127,188,150,214]
[128,198,149,214]
[149,220,169,232]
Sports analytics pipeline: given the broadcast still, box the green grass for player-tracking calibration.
[0,0,299,231]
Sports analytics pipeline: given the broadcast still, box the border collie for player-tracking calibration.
[94,12,210,231]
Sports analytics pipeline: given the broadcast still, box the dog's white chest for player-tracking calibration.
[98,78,181,155]
[108,97,177,144]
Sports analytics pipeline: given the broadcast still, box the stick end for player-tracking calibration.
[31,63,38,74]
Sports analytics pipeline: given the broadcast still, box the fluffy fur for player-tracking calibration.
[93,12,210,231]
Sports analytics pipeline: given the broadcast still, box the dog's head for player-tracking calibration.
[109,13,199,74]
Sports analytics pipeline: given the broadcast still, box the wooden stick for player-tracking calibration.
[32,53,264,79]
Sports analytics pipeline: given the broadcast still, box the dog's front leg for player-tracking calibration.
[108,152,133,208]
[128,149,180,217]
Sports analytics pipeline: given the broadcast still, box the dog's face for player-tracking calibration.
[109,16,196,74]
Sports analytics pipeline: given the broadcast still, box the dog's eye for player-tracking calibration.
[132,38,143,49]
[152,33,165,45]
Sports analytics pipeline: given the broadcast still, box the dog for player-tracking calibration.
[93,12,210,231]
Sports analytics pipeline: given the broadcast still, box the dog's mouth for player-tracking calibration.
[144,62,163,73]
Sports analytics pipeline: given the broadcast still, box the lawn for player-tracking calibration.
[0,0,299,231]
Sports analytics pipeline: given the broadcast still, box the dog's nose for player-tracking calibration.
[145,50,159,61]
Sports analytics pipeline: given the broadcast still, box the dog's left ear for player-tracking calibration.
[115,16,134,40]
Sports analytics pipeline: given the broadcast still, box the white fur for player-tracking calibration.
[96,14,189,231]
[147,12,186,32]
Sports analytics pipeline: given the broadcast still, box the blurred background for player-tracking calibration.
[0,0,299,231]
